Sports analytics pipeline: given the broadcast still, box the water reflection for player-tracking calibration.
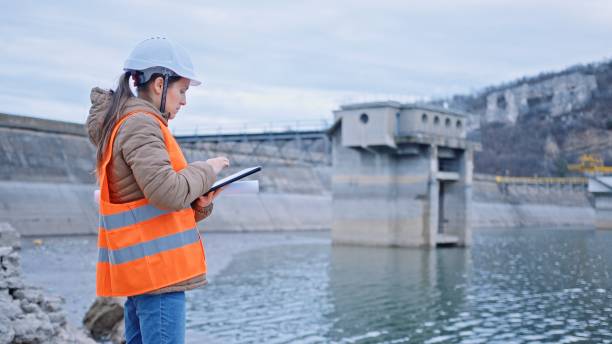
[460,229,612,343]
[326,245,468,343]
[184,229,612,343]
[187,243,333,343]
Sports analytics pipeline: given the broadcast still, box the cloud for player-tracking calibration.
[1,0,611,131]
[0,93,88,123]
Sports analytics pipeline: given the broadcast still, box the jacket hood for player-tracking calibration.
[86,87,170,146]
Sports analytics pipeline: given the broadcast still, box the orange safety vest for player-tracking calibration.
[96,111,206,297]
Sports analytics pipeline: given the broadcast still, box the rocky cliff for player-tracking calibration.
[429,60,612,176]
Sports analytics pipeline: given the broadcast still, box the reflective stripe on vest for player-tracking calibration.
[95,111,207,297]
[98,228,199,264]
[99,204,172,230]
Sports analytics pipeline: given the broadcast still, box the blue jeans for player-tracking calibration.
[124,291,185,344]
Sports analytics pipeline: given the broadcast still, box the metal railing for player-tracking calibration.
[172,118,331,137]
[494,176,588,185]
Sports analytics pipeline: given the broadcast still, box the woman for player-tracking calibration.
[86,37,227,343]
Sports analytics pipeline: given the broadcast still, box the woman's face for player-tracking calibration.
[165,78,190,120]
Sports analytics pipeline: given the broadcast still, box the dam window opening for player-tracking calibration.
[456,120,462,129]
[445,118,451,127]
[360,113,369,124]
[422,113,428,123]
[434,116,440,125]
[438,181,446,234]
[436,180,459,246]
[438,157,459,172]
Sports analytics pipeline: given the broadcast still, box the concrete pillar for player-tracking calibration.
[461,149,473,246]
[425,145,438,247]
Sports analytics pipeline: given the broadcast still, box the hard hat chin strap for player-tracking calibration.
[159,73,169,114]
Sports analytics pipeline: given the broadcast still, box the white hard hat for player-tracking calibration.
[123,37,202,86]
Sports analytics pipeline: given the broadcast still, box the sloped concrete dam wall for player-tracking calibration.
[472,175,594,229]
[0,115,330,236]
[0,114,594,236]
[0,180,330,236]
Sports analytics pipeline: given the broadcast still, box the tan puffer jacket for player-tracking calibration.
[86,87,216,294]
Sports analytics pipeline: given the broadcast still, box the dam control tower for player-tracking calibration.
[328,101,481,248]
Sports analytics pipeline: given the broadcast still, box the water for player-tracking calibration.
[20,228,612,343]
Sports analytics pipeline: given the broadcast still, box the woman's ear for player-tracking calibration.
[153,76,164,95]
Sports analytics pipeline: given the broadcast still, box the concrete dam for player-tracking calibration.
[0,112,594,239]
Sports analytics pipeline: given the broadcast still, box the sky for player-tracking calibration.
[1,0,612,134]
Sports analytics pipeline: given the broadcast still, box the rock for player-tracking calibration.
[0,246,12,257]
[19,298,40,314]
[83,296,125,341]
[0,290,21,320]
[48,310,67,326]
[12,312,55,343]
[0,222,20,249]
[0,248,21,285]
[42,295,64,313]
[0,312,15,344]
[13,287,44,303]
[1,276,25,289]
[110,319,126,344]
[51,324,97,344]
[0,223,95,344]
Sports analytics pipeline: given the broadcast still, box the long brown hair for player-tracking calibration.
[95,72,134,171]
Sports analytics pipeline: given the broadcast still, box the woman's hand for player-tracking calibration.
[194,188,224,209]
[206,156,230,175]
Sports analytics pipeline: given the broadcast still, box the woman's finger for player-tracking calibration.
[195,193,214,208]
[204,192,213,200]
[209,190,218,199]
